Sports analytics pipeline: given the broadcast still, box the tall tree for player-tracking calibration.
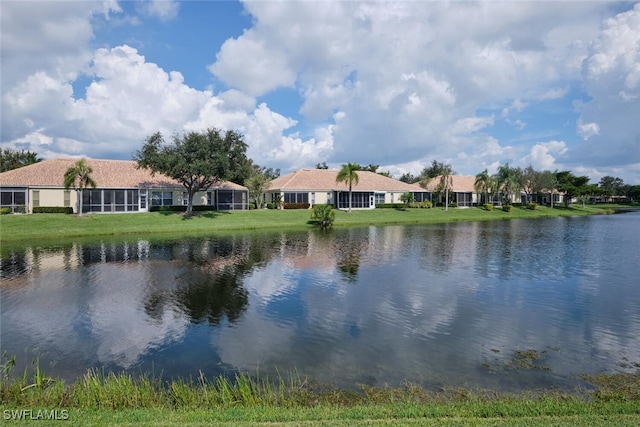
[474,169,492,205]
[440,164,454,211]
[316,161,329,169]
[336,162,360,213]
[418,160,454,200]
[421,160,449,179]
[494,163,521,205]
[244,165,278,210]
[134,128,250,215]
[598,176,625,199]
[63,158,97,216]
[399,172,418,184]
[555,171,590,207]
[0,148,41,172]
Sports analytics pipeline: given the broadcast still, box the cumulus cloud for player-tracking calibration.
[570,3,640,178]
[521,140,568,171]
[139,0,179,22]
[208,1,626,177]
[1,1,638,182]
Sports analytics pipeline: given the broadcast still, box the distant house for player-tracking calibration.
[415,175,478,207]
[0,158,248,213]
[417,175,566,207]
[265,168,431,209]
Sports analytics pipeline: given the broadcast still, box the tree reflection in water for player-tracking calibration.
[143,236,275,325]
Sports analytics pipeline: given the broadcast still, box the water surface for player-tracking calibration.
[2,212,639,391]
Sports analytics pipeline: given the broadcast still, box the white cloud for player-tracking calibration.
[1,1,638,182]
[568,3,640,175]
[576,119,600,140]
[538,87,569,101]
[521,140,568,171]
[140,0,179,22]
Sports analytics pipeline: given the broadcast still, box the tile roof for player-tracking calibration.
[412,175,478,192]
[0,158,247,190]
[268,168,426,192]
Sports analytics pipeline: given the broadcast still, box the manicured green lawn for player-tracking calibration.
[0,204,622,245]
[2,402,639,426]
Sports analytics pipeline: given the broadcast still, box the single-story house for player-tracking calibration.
[0,158,249,214]
[265,168,431,209]
[415,175,478,207]
[417,175,565,206]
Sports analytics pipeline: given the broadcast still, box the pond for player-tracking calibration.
[1,211,639,392]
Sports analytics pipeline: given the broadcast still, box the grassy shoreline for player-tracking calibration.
[1,204,633,245]
[1,366,638,426]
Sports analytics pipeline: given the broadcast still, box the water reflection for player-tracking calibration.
[1,212,639,390]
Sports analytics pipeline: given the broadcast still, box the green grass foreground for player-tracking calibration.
[0,204,629,245]
[1,368,639,426]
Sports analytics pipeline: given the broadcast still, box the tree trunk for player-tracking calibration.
[186,188,195,215]
[77,189,83,216]
[445,185,449,211]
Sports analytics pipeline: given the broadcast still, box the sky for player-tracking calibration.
[1,0,639,184]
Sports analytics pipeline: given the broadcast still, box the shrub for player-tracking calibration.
[266,203,276,209]
[400,192,415,204]
[311,204,335,229]
[376,203,406,209]
[502,205,512,212]
[149,205,216,212]
[449,202,458,208]
[283,203,310,210]
[0,207,12,215]
[421,200,433,208]
[33,206,74,214]
[527,203,539,210]
[484,204,493,211]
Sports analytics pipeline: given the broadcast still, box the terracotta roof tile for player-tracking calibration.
[412,175,477,192]
[268,169,424,192]
[0,158,246,190]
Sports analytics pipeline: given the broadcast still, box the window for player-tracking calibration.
[151,191,173,206]
[311,192,315,204]
[283,192,308,204]
[207,191,212,205]
[413,192,431,203]
[80,189,141,213]
[0,189,27,213]
[338,192,371,209]
[127,190,139,211]
[32,190,40,208]
[139,190,147,210]
[64,190,70,207]
[375,193,385,205]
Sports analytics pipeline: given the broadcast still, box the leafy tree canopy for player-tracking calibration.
[134,128,250,215]
[555,170,590,206]
[0,148,41,172]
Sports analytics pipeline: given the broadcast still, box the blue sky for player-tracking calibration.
[1,0,639,183]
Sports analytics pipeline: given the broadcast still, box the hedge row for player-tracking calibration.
[376,203,406,209]
[283,203,311,210]
[33,206,74,214]
[149,205,217,212]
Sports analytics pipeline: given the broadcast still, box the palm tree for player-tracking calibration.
[474,169,491,206]
[440,164,454,211]
[495,163,521,206]
[336,162,360,213]
[63,158,97,216]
